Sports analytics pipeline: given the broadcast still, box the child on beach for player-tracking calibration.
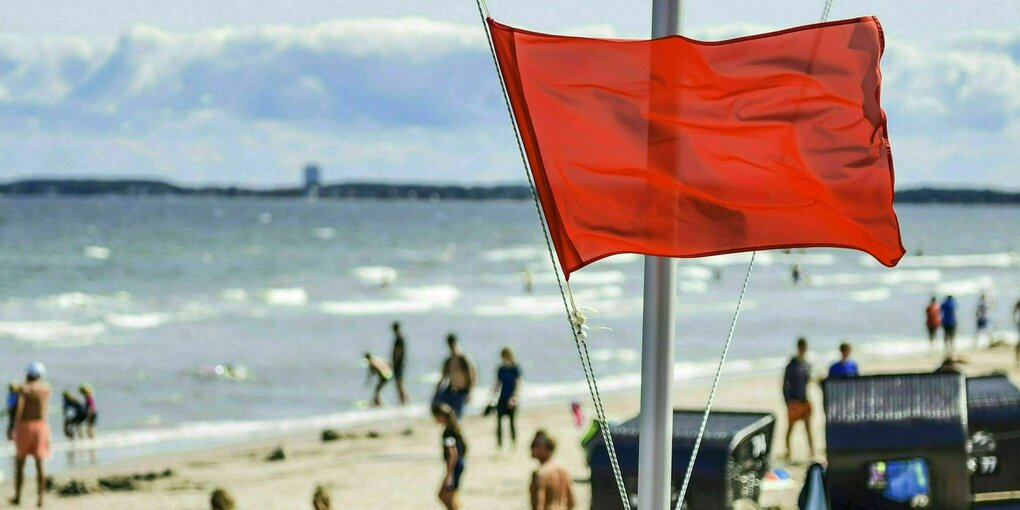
[364,353,394,407]
[529,430,575,510]
[925,296,941,349]
[61,391,86,440]
[490,346,522,449]
[80,383,98,439]
[433,403,466,510]
[6,380,19,440]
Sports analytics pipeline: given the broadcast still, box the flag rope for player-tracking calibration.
[474,1,633,508]
[673,252,756,509]
[673,4,838,508]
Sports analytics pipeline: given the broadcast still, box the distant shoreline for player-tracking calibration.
[2,179,1019,204]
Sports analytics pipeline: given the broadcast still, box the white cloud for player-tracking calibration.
[0,18,1017,186]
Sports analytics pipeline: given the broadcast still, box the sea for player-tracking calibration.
[0,197,1018,476]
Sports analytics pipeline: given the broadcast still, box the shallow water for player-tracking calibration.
[0,197,1017,474]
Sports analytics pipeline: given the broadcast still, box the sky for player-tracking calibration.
[0,0,1017,188]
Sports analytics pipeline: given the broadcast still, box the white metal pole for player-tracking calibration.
[639,1,682,510]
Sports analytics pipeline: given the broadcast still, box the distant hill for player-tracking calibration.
[0,179,1017,204]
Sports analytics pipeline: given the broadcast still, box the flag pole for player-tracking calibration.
[639,1,682,510]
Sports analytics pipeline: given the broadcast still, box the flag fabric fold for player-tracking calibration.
[488,17,905,279]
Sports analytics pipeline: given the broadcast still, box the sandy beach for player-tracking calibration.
[2,341,1014,510]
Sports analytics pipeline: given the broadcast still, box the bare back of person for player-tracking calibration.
[19,381,50,422]
[532,462,574,510]
[445,355,470,391]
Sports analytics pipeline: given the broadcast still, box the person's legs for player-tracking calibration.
[438,487,455,510]
[508,407,517,447]
[33,456,44,507]
[396,377,408,405]
[496,413,504,448]
[804,418,816,458]
[373,379,385,406]
[11,455,25,504]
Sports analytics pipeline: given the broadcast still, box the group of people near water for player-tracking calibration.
[364,322,574,510]
[925,294,1020,359]
[5,362,98,508]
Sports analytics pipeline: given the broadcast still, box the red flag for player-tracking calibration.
[488,17,904,279]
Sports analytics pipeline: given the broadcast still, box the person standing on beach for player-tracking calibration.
[941,295,959,353]
[529,430,575,510]
[434,334,477,418]
[364,353,394,407]
[975,293,991,349]
[6,380,19,441]
[791,264,801,285]
[433,403,466,510]
[490,346,522,449]
[61,391,86,440]
[783,338,815,460]
[391,322,409,405]
[10,362,51,508]
[1013,300,1020,367]
[925,296,941,349]
[80,383,98,439]
[827,343,859,379]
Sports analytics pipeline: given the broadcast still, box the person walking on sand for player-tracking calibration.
[79,383,98,439]
[434,334,477,418]
[925,296,941,350]
[529,430,575,510]
[391,322,409,405]
[364,352,394,407]
[827,343,859,379]
[941,295,959,353]
[490,346,522,449]
[433,403,466,510]
[783,338,815,461]
[10,362,51,508]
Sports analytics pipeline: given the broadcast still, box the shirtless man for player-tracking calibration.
[529,430,575,510]
[434,334,477,418]
[364,353,393,407]
[11,362,51,508]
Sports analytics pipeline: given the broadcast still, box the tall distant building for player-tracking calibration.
[304,163,321,197]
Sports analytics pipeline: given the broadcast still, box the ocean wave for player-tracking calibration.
[36,291,132,310]
[259,287,308,306]
[861,252,1019,269]
[533,270,625,285]
[809,269,942,287]
[104,313,169,330]
[483,246,544,263]
[313,227,337,240]
[0,320,107,346]
[352,266,398,286]
[83,245,111,260]
[849,287,892,303]
[587,348,639,363]
[319,284,460,316]
[936,276,996,296]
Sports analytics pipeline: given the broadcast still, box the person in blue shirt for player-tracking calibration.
[490,346,522,449]
[941,295,958,353]
[828,343,859,379]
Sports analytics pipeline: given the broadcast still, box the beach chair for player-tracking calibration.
[585,410,774,510]
[968,374,1020,508]
[822,373,970,509]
